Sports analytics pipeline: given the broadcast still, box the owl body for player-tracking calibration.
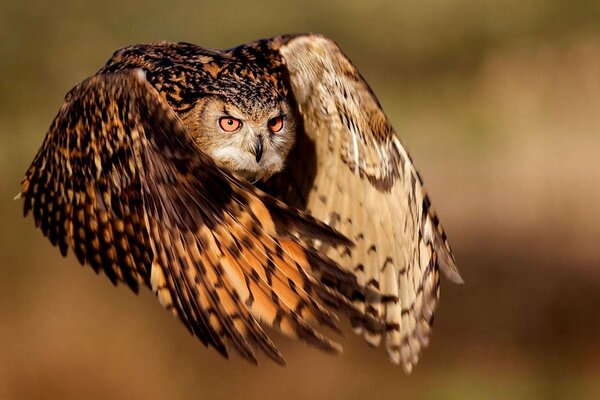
[21,34,461,373]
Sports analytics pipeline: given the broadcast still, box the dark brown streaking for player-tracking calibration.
[21,33,462,374]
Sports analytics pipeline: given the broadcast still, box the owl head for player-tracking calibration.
[182,81,296,183]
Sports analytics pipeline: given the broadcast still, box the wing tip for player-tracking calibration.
[434,234,463,284]
[443,266,464,284]
[439,256,464,284]
[450,272,465,285]
[389,351,414,375]
[273,353,287,367]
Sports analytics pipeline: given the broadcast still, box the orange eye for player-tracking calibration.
[268,116,284,133]
[219,117,241,132]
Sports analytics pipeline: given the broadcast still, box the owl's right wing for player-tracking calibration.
[20,69,368,364]
[260,34,463,373]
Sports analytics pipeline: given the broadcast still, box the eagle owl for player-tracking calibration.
[20,34,462,373]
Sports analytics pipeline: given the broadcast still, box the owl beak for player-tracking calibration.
[254,138,263,163]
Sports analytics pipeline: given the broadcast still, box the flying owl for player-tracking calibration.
[20,33,462,373]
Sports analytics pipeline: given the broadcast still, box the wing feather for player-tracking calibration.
[21,68,364,364]
[264,34,463,373]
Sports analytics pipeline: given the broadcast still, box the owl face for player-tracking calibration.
[184,96,296,182]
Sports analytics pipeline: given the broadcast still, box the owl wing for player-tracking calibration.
[21,68,370,364]
[262,34,463,373]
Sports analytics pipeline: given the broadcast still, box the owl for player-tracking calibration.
[20,33,462,373]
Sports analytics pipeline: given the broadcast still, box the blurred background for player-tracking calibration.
[1,0,600,399]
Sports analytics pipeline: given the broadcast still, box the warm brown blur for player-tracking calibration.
[2,1,600,399]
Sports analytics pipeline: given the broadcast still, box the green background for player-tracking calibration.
[1,1,600,399]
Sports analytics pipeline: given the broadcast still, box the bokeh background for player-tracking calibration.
[1,1,600,399]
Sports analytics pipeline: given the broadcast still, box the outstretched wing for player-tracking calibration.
[261,34,463,373]
[20,69,367,364]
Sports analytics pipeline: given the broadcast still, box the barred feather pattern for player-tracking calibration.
[20,69,369,364]
[21,34,461,373]
[269,34,463,373]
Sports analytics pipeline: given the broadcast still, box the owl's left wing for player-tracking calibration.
[20,69,369,365]
[260,34,463,373]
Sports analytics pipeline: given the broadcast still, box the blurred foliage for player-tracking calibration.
[1,1,600,399]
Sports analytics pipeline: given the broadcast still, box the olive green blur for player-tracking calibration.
[1,1,599,399]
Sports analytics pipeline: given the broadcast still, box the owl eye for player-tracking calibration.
[267,116,284,133]
[219,117,241,132]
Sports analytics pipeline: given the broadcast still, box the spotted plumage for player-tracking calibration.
[20,33,461,373]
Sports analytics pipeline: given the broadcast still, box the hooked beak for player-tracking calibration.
[254,138,263,163]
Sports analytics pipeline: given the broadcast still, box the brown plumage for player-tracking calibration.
[20,33,461,373]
